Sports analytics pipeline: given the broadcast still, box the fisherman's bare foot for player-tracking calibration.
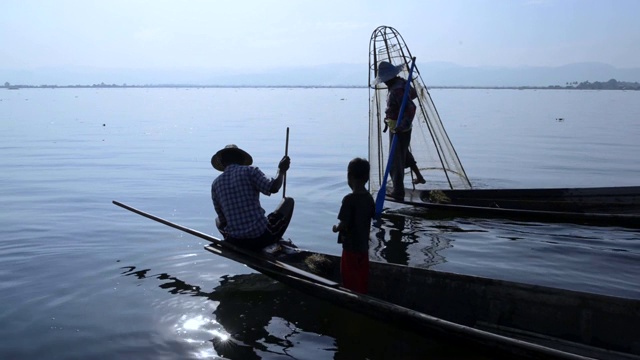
[412,177,426,184]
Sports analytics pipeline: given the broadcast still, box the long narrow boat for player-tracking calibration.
[400,185,640,228]
[368,26,640,227]
[113,201,640,360]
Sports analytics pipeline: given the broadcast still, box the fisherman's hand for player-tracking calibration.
[278,155,290,172]
[384,118,396,133]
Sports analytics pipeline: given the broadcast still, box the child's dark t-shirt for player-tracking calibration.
[337,192,375,252]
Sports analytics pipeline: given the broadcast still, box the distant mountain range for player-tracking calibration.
[3,62,640,88]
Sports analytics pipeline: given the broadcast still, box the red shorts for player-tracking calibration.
[341,250,369,294]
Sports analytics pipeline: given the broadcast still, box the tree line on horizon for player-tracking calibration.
[554,79,640,90]
[4,79,640,90]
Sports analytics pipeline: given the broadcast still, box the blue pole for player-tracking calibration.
[375,57,417,218]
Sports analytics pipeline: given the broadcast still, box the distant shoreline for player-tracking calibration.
[4,78,640,91]
[4,84,639,90]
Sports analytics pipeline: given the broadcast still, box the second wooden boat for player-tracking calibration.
[368,26,640,228]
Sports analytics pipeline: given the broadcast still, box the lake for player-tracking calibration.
[1,87,639,359]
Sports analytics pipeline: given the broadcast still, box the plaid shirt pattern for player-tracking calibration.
[211,164,274,238]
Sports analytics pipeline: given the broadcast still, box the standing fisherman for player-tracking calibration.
[375,61,426,200]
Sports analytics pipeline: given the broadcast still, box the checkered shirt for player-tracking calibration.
[211,164,274,239]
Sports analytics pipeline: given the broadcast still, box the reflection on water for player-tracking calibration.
[371,211,473,268]
[121,266,496,360]
[371,215,417,266]
[121,266,228,358]
[378,206,640,299]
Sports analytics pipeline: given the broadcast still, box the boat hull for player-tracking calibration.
[250,248,640,360]
[388,185,640,228]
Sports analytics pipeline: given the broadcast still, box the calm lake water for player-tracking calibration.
[1,87,639,359]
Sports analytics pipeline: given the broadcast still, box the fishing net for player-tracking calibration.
[368,26,472,195]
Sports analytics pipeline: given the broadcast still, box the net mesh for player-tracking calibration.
[368,26,472,194]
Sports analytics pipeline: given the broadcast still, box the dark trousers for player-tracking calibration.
[389,130,411,198]
[224,197,295,252]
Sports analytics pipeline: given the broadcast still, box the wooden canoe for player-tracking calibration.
[113,201,640,360]
[388,185,640,228]
[208,245,640,360]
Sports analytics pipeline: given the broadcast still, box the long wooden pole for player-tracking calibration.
[283,127,289,198]
[112,200,337,287]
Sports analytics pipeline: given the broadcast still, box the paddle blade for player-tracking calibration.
[374,188,386,218]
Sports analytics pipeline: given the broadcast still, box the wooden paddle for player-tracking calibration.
[374,57,417,218]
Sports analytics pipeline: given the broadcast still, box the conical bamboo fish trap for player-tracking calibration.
[368,25,472,198]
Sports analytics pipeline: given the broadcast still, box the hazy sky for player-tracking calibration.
[2,0,640,72]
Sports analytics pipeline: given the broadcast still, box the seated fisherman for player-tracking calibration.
[211,144,294,252]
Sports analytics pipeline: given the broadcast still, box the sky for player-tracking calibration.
[2,0,640,74]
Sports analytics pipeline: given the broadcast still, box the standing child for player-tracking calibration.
[332,158,375,293]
